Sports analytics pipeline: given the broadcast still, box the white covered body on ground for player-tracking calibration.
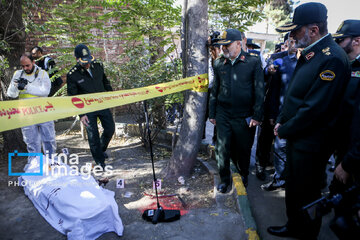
[20,156,123,240]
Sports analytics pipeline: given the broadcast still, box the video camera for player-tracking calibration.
[302,185,360,239]
[16,78,28,90]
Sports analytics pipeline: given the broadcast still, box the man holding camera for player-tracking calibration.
[7,53,56,157]
[67,44,114,170]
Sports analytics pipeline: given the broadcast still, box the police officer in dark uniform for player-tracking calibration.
[67,44,115,169]
[267,3,351,239]
[209,29,264,193]
[331,20,360,170]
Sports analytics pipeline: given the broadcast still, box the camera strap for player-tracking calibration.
[22,67,40,83]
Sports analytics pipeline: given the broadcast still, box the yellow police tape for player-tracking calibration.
[0,74,208,133]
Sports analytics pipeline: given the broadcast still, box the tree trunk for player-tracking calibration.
[0,0,27,153]
[164,0,208,178]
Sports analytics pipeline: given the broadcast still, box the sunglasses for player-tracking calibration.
[335,38,345,44]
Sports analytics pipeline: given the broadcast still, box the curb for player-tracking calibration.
[230,164,260,240]
[201,143,260,240]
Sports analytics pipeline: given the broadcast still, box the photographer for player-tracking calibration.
[7,53,56,158]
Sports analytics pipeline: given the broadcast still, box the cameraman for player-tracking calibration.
[7,53,56,158]
[31,46,63,96]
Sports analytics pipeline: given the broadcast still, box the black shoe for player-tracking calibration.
[267,225,297,238]
[103,152,109,159]
[261,179,285,191]
[217,183,229,193]
[268,225,315,239]
[256,165,266,181]
[241,176,248,188]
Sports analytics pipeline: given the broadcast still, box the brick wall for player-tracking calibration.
[26,2,124,63]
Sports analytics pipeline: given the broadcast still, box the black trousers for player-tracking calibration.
[285,140,331,238]
[85,109,115,164]
[215,112,256,184]
[255,120,275,167]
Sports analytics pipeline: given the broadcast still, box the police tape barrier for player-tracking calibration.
[0,74,208,133]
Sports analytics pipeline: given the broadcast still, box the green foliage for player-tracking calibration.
[264,0,295,33]
[209,0,269,31]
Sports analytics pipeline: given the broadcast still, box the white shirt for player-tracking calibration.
[7,65,51,98]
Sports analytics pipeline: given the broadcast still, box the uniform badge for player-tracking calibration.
[351,71,360,78]
[322,47,331,56]
[320,70,336,81]
[305,52,315,60]
[82,48,88,56]
[240,55,245,61]
[336,21,344,32]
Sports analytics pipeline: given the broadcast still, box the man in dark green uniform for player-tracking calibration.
[333,20,360,183]
[332,20,360,170]
[209,29,264,193]
[67,44,115,169]
[267,3,351,239]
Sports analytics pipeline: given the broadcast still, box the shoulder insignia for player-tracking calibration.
[322,47,331,55]
[305,51,315,60]
[320,70,335,81]
[249,53,257,56]
[351,71,360,78]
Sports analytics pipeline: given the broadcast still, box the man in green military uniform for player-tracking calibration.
[67,44,115,169]
[209,29,264,193]
[268,3,351,239]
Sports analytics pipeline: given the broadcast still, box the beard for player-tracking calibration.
[342,40,353,54]
[295,29,311,48]
[25,65,35,74]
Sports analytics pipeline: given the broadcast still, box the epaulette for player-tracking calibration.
[322,47,331,56]
[249,52,258,56]
[68,66,78,76]
[92,59,103,67]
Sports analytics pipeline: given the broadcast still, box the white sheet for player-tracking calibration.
[20,156,123,240]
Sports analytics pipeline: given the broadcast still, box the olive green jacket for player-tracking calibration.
[209,50,264,121]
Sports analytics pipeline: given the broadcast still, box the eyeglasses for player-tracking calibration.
[335,37,353,44]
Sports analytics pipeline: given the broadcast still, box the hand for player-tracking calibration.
[269,119,275,126]
[334,163,350,184]
[267,65,277,75]
[249,119,260,127]
[209,119,216,125]
[274,123,281,137]
[80,115,90,127]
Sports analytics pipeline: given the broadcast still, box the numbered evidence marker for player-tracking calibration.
[153,179,162,191]
[116,179,125,188]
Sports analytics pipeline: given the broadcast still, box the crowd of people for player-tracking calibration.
[208,2,360,239]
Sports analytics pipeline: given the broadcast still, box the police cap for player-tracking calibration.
[246,38,260,49]
[276,2,327,33]
[74,44,95,64]
[333,20,360,39]
[217,29,242,45]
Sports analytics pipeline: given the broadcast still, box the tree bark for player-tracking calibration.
[0,0,27,154]
[164,0,208,178]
